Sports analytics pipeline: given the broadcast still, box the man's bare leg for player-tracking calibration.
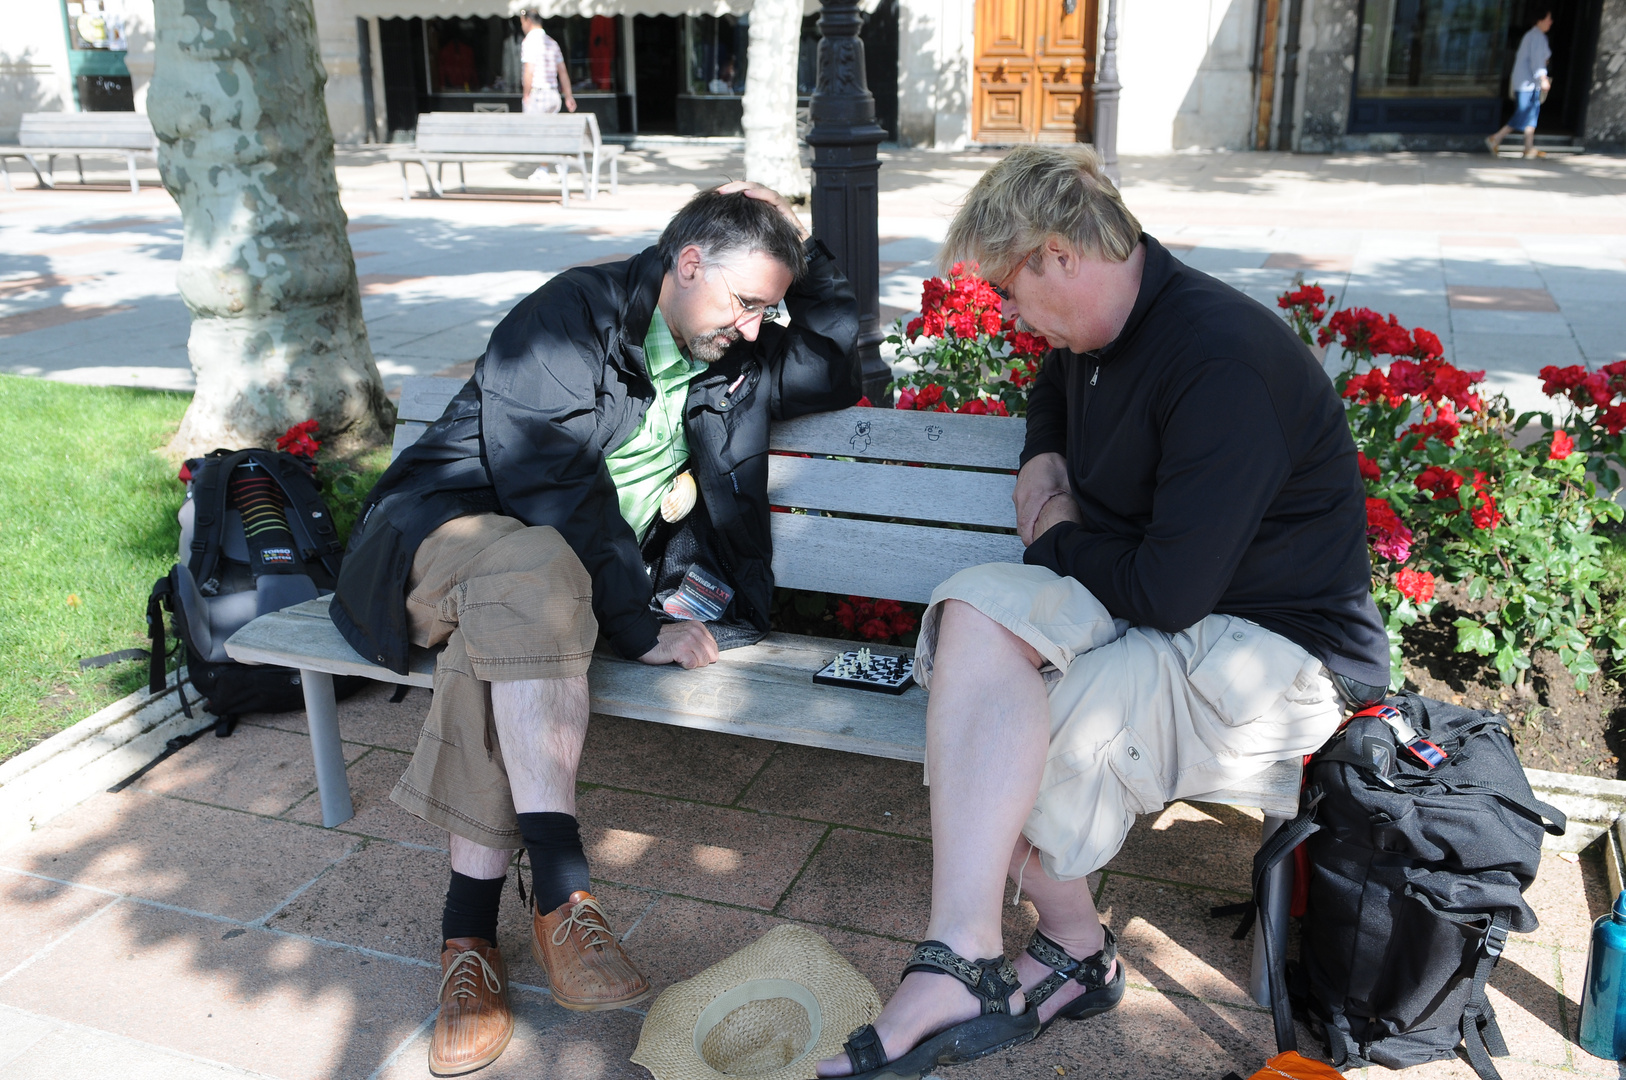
[448,675,591,877]
[1005,840,1119,1023]
[1487,124,1511,154]
[1523,125,1537,157]
[817,601,1052,1076]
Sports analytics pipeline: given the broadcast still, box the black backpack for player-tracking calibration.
[147,448,364,733]
[1246,693,1567,1079]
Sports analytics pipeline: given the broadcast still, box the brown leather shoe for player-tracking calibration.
[429,938,514,1076]
[531,890,651,1011]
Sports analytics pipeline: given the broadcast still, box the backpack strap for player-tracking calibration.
[1446,780,1568,836]
[1250,789,1325,1055]
[1459,910,1512,1080]
[146,573,172,695]
[262,450,344,578]
[188,449,253,583]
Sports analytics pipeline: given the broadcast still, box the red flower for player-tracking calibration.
[1278,285,1327,309]
[1549,429,1575,460]
[854,396,873,408]
[1414,466,1465,502]
[955,397,1010,417]
[1410,328,1444,361]
[835,596,918,641]
[1394,568,1435,604]
[1469,471,1502,529]
[1401,404,1461,449]
[897,383,950,412]
[1366,498,1413,563]
[1357,452,1381,482]
[277,419,321,460]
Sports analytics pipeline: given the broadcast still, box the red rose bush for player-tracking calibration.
[1281,284,1624,689]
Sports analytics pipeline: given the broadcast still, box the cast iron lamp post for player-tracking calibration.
[807,0,891,403]
[1093,0,1121,185]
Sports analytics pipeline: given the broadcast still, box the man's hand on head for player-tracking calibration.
[715,181,809,241]
[1015,452,1073,545]
[638,620,721,669]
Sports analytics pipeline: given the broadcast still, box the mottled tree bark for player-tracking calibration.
[741,0,809,201]
[148,0,392,458]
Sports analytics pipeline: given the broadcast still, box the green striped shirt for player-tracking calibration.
[604,311,706,538]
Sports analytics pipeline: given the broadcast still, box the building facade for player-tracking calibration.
[2,0,1622,151]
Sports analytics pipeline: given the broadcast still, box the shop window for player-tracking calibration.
[686,15,748,96]
[1356,0,1509,98]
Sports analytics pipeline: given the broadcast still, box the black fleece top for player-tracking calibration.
[1022,235,1390,687]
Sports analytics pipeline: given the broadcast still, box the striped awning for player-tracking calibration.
[342,0,837,19]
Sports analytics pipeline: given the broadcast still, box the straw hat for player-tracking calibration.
[631,924,882,1080]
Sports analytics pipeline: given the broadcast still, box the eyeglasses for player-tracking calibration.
[714,265,780,325]
[990,248,1042,302]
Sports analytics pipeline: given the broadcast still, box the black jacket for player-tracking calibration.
[1022,235,1391,687]
[331,240,861,674]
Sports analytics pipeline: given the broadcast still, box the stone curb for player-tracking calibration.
[0,668,210,844]
[1526,766,1626,854]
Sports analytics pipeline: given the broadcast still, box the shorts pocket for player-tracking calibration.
[1187,618,1315,728]
[1104,726,1166,815]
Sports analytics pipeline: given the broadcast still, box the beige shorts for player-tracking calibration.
[389,514,597,849]
[916,563,1342,882]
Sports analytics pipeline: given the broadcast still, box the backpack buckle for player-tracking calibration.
[1404,736,1448,769]
[1481,922,1508,958]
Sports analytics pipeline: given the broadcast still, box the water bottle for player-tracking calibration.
[1579,889,1626,1060]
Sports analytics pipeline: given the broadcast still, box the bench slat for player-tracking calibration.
[771,408,1025,470]
[391,422,427,461]
[399,375,463,422]
[770,513,1024,603]
[769,455,1016,528]
[223,598,1303,815]
[224,597,437,686]
[19,113,156,149]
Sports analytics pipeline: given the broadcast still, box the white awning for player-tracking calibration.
[342,0,836,19]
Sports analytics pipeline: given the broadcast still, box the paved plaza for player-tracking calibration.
[1,149,1624,1079]
[3,148,1626,417]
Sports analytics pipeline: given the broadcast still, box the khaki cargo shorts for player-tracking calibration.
[915,563,1342,882]
[389,514,597,849]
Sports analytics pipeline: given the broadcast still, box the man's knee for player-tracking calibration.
[456,527,597,679]
[937,598,1046,670]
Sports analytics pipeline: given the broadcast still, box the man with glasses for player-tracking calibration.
[332,182,859,1076]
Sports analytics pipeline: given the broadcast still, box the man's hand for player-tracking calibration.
[715,181,809,241]
[1015,452,1072,545]
[638,620,720,669]
[1032,490,1084,539]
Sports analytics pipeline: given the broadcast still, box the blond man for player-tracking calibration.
[818,145,1389,1079]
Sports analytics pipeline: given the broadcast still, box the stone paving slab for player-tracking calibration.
[0,678,1611,1079]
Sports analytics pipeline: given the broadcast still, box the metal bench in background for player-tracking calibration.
[1,112,158,195]
[386,112,623,206]
[225,373,1303,1007]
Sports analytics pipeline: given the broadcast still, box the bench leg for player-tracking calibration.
[558,162,570,208]
[609,156,617,196]
[458,162,466,190]
[422,158,443,198]
[76,155,85,186]
[1249,811,1294,1007]
[399,160,410,201]
[300,669,355,827]
[1,161,12,195]
[127,153,139,195]
[29,154,53,189]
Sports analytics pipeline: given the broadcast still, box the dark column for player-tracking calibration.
[808,0,891,403]
[1092,0,1121,185]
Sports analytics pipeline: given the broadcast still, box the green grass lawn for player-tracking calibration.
[0,376,190,760]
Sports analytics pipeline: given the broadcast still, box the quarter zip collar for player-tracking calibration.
[1091,234,1176,368]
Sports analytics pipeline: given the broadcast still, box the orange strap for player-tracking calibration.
[1246,1051,1345,1080]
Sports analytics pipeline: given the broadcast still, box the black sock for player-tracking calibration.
[517,811,591,913]
[441,870,505,946]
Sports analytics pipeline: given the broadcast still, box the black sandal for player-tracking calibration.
[1024,925,1125,1034]
[837,940,1040,1080]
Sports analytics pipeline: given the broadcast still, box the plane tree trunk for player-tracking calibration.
[148,0,392,458]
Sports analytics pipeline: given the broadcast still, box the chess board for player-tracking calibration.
[813,648,916,695]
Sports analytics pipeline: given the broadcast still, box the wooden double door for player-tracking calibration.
[973,0,1097,143]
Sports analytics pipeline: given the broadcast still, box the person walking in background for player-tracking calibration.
[519,8,576,115]
[1488,9,1553,159]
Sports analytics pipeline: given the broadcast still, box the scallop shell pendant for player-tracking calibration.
[660,471,697,523]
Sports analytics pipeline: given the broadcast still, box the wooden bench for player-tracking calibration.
[385,112,623,206]
[225,373,1301,1005]
[1,112,158,195]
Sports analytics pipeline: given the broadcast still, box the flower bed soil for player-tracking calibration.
[1396,579,1621,780]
